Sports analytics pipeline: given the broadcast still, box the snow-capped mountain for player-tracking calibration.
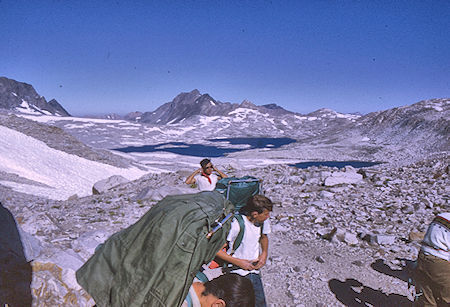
[14,96,448,166]
[0,77,70,116]
[126,89,295,124]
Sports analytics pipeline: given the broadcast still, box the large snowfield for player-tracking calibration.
[0,125,147,200]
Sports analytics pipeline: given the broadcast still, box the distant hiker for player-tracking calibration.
[414,212,450,307]
[186,158,227,191]
[216,195,273,307]
[182,273,255,307]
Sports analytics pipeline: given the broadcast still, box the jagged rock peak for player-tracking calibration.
[240,99,256,108]
[172,89,202,104]
[134,90,298,124]
[0,76,70,116]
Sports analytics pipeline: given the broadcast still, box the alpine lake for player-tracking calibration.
[114,137,380,169]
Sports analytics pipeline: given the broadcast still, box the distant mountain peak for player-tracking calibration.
[239,99,256,108]
[262,103,285,110]
[0,76,70,116]
[126,90,298,124]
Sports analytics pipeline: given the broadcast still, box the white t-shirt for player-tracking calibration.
[181,285,201,307]
[226,215,271,276]
[194,173,218,191]
[421,212,450,261]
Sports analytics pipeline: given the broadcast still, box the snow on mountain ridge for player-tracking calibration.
[125,89,296,124]
[0,76,71,116]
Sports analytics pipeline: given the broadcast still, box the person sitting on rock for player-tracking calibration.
[215,195,273,307]
[185,158,227,191]
[182,273,254,307]
[414,212,450,306]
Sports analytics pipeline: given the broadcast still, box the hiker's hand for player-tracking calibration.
[196,168,202,174]
[253,254,267,269]
[236,259,256,271]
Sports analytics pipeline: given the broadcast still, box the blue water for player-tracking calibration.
[113,137,297,157]
[290,161,381,169]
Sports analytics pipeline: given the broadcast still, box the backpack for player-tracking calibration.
[214,176,261,212]
[76,191,234,307]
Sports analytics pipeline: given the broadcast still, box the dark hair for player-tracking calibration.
[241,195,273,214]
[202,274,255,307]
[200,158,211,169]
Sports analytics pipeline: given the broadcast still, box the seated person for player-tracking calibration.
[185,159,227,191]
[182,273,254,307]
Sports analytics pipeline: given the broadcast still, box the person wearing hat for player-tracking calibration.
[186,158,227,191]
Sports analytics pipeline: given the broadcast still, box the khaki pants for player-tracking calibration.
[414,251,450,307]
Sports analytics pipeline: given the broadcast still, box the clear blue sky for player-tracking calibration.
[1,0,449,116]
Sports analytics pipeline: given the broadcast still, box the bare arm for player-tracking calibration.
[216,243,256,271]
[254,234,269,269]
[213,165,227,179]
[185,168,201,185]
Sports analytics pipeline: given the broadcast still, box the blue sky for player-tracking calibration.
[1,1,449,116]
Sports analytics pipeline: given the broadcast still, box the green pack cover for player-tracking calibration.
[214,176,261,211]
[76,191,234,307]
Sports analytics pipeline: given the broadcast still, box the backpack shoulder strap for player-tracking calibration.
[232,214,245,253]
[185,292,193,307]
[195,270,209,283]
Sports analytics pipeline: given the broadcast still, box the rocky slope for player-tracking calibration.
[1,152,448,306]
[0,77,70,116]
[361,99,449,153]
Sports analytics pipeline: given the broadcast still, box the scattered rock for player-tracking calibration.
[351,260,363,267]
[319,227,337,241]
[374,235,396,245]
[408,231,425,242]
[324,171,363,186]
[92,175,129,195]
[67,194,79,201]
[315,256,325,263]
[319,190,334,198]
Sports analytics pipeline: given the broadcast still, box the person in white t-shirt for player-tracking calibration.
[414,212,450,306]
[181,273,254,307]
[215,195,273,307]
[185,159,227,191]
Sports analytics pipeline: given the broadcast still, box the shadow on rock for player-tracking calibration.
[0,202,32,307]
[328,278,412,307]
[371,258,416,283]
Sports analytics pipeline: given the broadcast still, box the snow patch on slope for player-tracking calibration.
[0,125,148,200]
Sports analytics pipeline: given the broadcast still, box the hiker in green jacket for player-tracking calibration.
[182,273,255,307]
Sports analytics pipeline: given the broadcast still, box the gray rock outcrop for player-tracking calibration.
[92,175,129,194]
